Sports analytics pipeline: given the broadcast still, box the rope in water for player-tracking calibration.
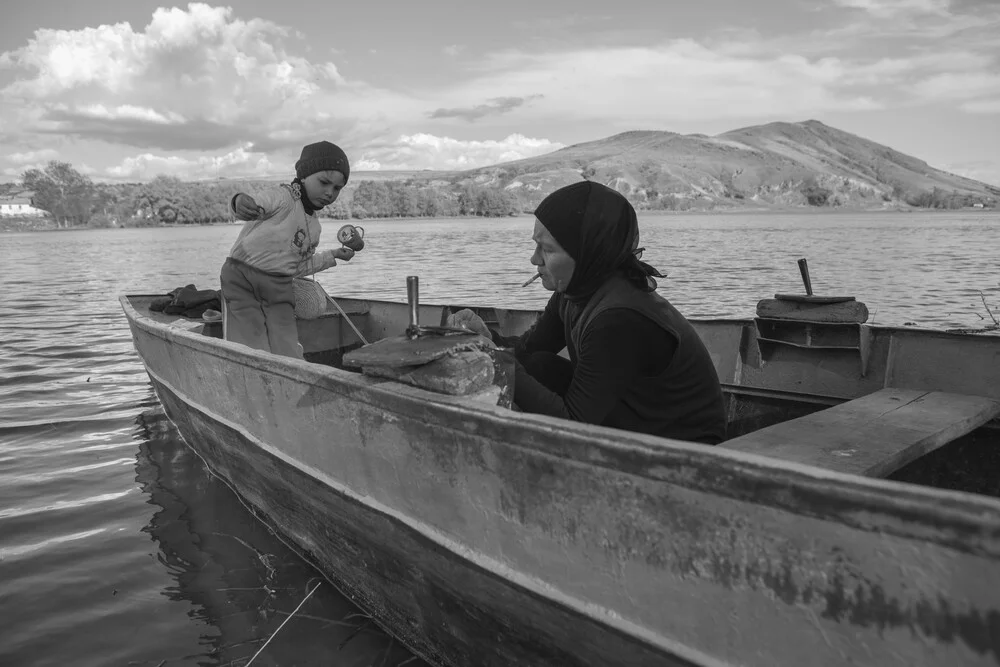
[244,580,323,666]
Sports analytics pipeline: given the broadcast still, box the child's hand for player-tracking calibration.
[233,194,264,220]
[334,247,355,262]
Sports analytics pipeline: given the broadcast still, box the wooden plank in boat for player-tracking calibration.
[758,297,868,323]
[719,387,1000,477]
[772,294,855,303]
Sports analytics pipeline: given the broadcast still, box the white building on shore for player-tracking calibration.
[0,194,47,217]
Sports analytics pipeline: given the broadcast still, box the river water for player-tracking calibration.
[1,211,998,666]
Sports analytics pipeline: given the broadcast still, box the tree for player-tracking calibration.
[21,161,98,227]
[638,160,661,199]
[800,177,832,206]
[120,175,232,225]
[458,184,479,215]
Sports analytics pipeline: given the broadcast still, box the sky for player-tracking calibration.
[0,0,997,185]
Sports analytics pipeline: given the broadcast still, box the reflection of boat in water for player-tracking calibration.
[122,284,1000,667]
[133,406,420,665]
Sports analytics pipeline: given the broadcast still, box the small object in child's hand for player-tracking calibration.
[337,224,365,251]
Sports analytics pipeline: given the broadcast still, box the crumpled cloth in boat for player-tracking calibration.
[150,284,222,319]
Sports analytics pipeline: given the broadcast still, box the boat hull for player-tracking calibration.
[123,295,1000,667]
[150,377,691,666]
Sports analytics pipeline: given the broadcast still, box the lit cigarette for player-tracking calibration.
[521,273,541,287]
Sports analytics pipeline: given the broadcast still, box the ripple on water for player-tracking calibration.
[2,214,999,665]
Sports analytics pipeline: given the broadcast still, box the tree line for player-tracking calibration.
[16,162,526,228]
[12,161,991,229]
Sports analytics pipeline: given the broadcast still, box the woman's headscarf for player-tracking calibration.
[534,180,665,300]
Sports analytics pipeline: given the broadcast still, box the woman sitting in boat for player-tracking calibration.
[452,180,727,445]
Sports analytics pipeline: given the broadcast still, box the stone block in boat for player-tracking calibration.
[360,349,496,396]
[343,333,497,396]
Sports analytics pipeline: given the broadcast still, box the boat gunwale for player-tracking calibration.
[120,294,1000,558]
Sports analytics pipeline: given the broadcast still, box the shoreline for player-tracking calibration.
[2,206,998,233]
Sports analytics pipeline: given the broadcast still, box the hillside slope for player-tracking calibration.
[451,120,998,210]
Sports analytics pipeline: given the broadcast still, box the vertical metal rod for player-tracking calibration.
[406,276,419,329]
[797,258,813,296]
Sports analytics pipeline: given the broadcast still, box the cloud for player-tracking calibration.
[40,106,248,151]
[0,3,413,154]
[431,0,1000,126]
[99,133,558,181]
[943,160,1000,187]
[434,41,887,127]
[103,144,279,181]
[831,0,952,17]
[1,2,996,182]
[355,133,563,171]
[429,95,542,121]
[962,99,1000,113]
[73,104,187,125]
[5,148,58,164]
[910,72,1000,103]
[814,0,1000,113]
[1,158,96,179]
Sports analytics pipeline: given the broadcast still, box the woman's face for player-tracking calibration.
[530,218,576,292]
[302,170,346,208]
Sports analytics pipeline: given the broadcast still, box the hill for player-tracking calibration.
[5,120,997,231]
[125,120,1000,213]
[450,120,999,211]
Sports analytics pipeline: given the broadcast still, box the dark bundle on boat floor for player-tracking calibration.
[150,284,221,319]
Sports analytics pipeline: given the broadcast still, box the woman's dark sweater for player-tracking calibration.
[501,278,727,445]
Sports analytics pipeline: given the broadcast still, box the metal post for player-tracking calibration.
[797,258,813,296]
[406,276,419,335]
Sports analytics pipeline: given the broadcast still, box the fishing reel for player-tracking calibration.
[336,224,365,252]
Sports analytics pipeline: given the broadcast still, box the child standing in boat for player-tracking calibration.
[221,140,354,359]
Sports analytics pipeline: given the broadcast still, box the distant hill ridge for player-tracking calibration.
[6,120,993,219]
[445,119,997,210]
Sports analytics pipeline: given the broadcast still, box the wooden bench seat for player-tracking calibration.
[720,387,1000,477]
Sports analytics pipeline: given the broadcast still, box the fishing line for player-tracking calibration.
[244,580,323,666]
[325,292,370,345]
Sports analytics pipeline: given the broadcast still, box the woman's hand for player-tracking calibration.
[233,194,264,220]
[333,247,355,261]
[447,309,491,338]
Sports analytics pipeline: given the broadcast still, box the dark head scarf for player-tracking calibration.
[534,181,665,301]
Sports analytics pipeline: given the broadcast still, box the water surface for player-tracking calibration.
[1,211,998,666]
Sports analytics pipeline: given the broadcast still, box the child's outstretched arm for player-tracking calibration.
[296,247,355,277]
[229,188,289,221]
[231,193,263,220]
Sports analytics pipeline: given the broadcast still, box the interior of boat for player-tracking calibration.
[129,293,1000,500]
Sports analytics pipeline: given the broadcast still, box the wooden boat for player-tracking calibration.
[120,279,1000,667]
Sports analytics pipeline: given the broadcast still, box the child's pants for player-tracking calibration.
[220,258,303,359]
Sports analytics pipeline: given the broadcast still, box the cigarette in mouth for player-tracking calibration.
[521,273,541,287]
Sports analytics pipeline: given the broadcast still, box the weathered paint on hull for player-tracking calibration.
[124,297,1000,667]
[151,378,695,667]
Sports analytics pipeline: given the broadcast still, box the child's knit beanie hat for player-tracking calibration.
[295,141,350,183]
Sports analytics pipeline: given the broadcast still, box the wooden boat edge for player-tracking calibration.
[119,294,1000,553]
